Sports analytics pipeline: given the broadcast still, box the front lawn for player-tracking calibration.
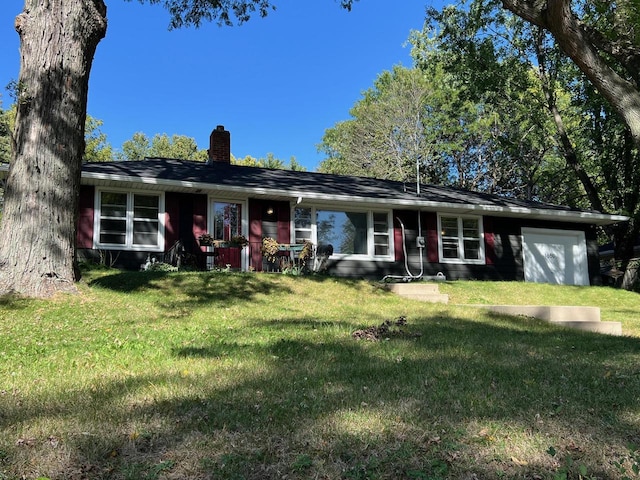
[0,271,638,479]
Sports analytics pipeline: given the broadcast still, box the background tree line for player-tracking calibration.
[0,101,302,169]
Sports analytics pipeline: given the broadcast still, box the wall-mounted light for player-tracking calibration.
[266,206,274,216]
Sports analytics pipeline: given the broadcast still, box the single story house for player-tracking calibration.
[1,126,629,285]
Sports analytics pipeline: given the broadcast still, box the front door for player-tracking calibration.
[209,201,245,270]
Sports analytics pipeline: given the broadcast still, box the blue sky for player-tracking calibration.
[0,1,440,171]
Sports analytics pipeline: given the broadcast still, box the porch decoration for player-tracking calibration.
[198,233,215,246]
[199,233,248,248]
[229,235,249,248]
[261,238,315,273]
[298,240,313,265]
[261,237,280,263]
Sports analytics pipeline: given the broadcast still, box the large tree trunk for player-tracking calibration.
[0,1,107,297]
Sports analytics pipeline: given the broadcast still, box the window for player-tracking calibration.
[373,212,390,256]
[294,207,312,243]
[96,190,163,250]
[212,202,242,241]
[293,207,392,259]
[438,215,484,263]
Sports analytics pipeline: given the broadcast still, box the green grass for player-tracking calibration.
[0,270,639,479]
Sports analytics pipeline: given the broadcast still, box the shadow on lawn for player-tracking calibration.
[4,311,640,479]
[0,294,31,312]
[88,270,291,306]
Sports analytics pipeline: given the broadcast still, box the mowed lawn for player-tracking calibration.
[1,270,639,479]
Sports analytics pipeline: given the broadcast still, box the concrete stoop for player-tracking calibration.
[384,282,449,304]
[479,305,622,336]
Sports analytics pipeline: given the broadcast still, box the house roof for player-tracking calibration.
[0,159,629,225]
[78,158,628,226]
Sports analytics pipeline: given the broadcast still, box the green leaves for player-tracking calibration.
[116,131,208,161]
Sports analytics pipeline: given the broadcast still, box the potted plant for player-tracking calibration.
[198,233,215,246]
[261,237,280,263]
[230,234,249,248]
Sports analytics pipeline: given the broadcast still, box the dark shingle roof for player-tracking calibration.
[77,158,626,225]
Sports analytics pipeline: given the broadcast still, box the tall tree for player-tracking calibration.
[413,3,580,203]
[318,59,553,199]
[0,1,107,297]
[0,106,111,164]
[0,0,287,297]
[319,66,448,185]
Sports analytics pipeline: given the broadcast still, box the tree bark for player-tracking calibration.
[0,0,107,297]
[501,0,640,146]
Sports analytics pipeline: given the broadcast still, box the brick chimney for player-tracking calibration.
[207,125,231,164]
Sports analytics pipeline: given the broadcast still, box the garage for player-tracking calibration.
[521,228,589,286]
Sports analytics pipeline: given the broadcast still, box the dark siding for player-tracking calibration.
[164,193,207,255]
[585,224,601,285]
[77,185,94,249]
[393,219,403,262]
[484,216,495,266]
[276,202,291,244]
[165,192,180,250]
[425,212,439,263]
[482,216,522,280]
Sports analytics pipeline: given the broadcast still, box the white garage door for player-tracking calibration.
[522,228,589,286]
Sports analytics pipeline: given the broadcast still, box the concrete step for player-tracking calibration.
[480,305,601,322]
[399,293,450,303]
[385,282,442,294]
[478,305,622,336]
[385,282,449,304]
[551,320,622,336]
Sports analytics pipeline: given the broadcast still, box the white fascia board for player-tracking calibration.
[81,171,629,226]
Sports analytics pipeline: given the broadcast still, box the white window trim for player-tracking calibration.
[292,206,395,261]
[437,214,485,264]
[93,188,165,252]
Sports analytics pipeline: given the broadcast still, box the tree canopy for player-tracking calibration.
[232,152,306,170]
[116,132,208,161]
